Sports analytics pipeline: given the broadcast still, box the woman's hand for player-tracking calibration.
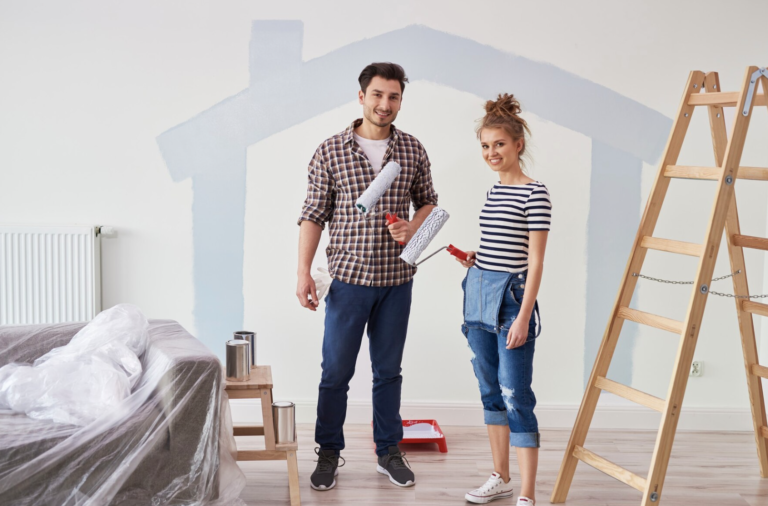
[506,315,530,349]
[456,250,476,268]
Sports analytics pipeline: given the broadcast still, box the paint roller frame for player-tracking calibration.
[411,244,468,266]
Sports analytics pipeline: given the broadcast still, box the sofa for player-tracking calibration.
[0,319,239,506]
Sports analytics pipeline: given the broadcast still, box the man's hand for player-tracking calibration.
[296,272,319,311]
[387,219,414,244]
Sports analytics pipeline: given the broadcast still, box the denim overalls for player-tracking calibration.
[461,266,541,448]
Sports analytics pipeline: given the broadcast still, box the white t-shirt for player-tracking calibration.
[353,133,389,175]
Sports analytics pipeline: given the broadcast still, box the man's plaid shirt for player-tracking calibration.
[298,119,439,287]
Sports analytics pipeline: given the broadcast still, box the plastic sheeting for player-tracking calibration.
[0,305,246,506]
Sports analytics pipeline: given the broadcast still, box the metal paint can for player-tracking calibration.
[233,330,256,366]
[272,401,296,444]
[226,339,250,381]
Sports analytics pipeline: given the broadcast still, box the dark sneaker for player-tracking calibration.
[310,448,344,491]
[376,446,415,487]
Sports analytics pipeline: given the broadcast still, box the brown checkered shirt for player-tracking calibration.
[298,119,439,287]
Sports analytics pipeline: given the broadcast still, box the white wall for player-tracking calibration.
[2,0,768,429]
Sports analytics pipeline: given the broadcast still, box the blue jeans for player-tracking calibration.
[315,279,413,457]
[462,269,540,448]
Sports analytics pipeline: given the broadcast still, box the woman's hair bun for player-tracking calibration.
[484,93,522,119]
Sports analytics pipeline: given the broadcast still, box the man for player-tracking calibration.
[296,62,438,491]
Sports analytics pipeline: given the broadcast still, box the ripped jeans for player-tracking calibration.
[462,269,540,448]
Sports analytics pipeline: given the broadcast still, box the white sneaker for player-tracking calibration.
[517,497,534,506]
[465,472,514,504]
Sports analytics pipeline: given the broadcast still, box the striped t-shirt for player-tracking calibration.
[475,182,552,273]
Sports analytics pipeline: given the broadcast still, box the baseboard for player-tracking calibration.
[228,397,755,431]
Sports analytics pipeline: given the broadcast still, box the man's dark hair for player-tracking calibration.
[358,62,409,94]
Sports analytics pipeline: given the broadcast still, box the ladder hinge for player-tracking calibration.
[742,67,767,116]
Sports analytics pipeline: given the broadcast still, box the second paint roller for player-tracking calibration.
[399,207,469,266]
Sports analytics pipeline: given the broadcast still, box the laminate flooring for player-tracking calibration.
[236,424,768,505]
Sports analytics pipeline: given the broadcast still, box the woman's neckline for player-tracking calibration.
[495,181,539,187]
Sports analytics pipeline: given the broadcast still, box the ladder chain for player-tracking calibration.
[632,270,768,299]
[709,291,768,299]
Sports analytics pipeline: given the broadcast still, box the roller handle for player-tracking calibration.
[385,213,406,245]
[447,244,468,261]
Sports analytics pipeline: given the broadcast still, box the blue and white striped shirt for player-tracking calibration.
[475,182,552,273]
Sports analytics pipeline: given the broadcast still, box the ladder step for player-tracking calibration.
[736,167,768,181]
[743,300,768,318]
[573,446,647,492]
[752,364,768,380]
[641,236,703,257]
[595,376,666,412]
[688,92,768,107]
[664,165,721,180]
[617,307,684,335]
[761,426,768,440]
[664,165,768,181]
[732,234,768,252]
[233,426,265,436]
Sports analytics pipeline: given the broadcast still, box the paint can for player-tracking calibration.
[233,330,256,366]
[272,401,296,444]
[226,340,250,381]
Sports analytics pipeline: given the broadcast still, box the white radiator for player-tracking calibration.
[0,225,101,325]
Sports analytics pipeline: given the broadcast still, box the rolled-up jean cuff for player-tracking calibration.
[509,431,540,448]
[483,409,508,425]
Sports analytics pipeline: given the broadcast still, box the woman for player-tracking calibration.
[458,94,551,505]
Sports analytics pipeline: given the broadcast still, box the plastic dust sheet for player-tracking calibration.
[0,304,246,505]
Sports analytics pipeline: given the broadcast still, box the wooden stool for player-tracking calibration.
[225,365,300,506]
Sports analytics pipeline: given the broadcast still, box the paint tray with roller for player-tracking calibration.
[401,419,448,453]
[399,207,469,266]
[370,419,448,453]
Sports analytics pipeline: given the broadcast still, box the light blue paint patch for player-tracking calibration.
[584,141,642,387]
[156,21,671,358]
[500,385,515,411]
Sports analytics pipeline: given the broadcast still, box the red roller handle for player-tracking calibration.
[447,244,468,261]
[386,213,405,245]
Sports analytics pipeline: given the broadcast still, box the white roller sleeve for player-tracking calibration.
[355,161,401,214]
[399,207,450,266]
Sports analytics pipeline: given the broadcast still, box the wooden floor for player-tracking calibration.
[236,424,768,505]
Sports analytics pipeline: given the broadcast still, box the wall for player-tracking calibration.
[1,0,767,429]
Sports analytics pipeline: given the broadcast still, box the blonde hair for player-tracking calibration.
[476,93,531,168]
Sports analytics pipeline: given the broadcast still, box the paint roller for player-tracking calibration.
[399,207,469,266]
[355,161,401,214]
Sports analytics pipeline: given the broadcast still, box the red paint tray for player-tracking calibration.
[400,419,448,453]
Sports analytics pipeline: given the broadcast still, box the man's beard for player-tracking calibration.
[366,107,394,127]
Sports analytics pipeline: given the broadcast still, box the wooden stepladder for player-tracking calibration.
[226,365,301,506]
[551,66,768,505]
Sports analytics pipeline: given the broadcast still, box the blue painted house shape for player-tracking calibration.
[157,21,671,385]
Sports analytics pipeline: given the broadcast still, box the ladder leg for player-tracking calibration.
[261,387,276,450]
[286,450,301,506]
[551,70,706,504]
[725,199,768,476]
[550,317,627,502]
[705,71,768,477]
